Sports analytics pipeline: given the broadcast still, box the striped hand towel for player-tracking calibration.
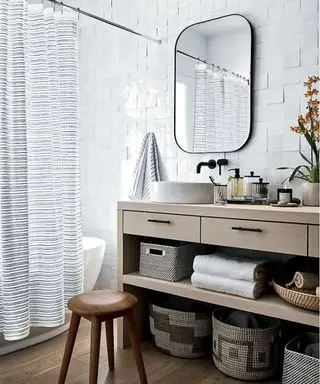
[129,132,162,200]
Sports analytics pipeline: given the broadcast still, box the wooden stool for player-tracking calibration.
[58,290,147,384]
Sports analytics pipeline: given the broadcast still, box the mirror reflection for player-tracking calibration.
[174,15,252,153]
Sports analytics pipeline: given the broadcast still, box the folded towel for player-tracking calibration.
[129,132,162,200]
[193,253,268,282]
[191,272,268,299]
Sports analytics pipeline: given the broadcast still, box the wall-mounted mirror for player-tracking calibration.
[174,15,252,153]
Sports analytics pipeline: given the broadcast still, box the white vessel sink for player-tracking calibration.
[150,181,214,204]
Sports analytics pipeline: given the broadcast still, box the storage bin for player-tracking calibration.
[212,308,281,381]
[149,295,212,358]
[139,241,198,281]
[282,333,319,384]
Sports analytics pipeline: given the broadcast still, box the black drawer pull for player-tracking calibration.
[232,226,262,233]
[147,219,171,224]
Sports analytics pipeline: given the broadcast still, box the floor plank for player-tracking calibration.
[0,322,281,384]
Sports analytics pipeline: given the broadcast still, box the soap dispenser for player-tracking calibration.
[227,168,244,200]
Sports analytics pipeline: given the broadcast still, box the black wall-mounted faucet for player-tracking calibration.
[196,159,216,174]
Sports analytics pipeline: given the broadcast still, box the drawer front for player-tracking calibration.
[201,217,307,256]
[308,225,319,257]
[123,211,200,242]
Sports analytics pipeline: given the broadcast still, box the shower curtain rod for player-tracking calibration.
[46,0,162,44]
[177,49,249,83]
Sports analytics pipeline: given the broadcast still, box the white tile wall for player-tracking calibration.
[78,0,319,289]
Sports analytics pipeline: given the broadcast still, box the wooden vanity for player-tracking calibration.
[117,201,320,348]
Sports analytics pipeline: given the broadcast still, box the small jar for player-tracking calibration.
[243,171,260,200]
[252,178,269,200]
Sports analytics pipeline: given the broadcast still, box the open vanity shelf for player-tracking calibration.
[123,273,318,327]
[117,201,320,348]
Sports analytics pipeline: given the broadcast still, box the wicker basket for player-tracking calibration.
[273,280,319,312]
[149,297,212,358]
[212,308,281,381]
[140,241,198,281]
[282,333,320,384]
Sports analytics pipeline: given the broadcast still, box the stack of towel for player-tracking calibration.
[191,253,269,299]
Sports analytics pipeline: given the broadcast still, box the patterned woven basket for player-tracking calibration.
[149,302,212,358]
[212,308,281,381]
[273,280,319,312]
[282,333,320,384]
[140,242,198,281]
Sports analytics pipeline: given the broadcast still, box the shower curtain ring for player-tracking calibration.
[61,2,63,14]
[77,8,80,20]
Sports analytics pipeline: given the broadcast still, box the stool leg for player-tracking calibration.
[58,313,81,384]
[105,320,114,371]
[124,310,148,384]
[89,316,101,384]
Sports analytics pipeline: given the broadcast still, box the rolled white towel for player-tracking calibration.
[191,272,268,299]
[193,253,268,282]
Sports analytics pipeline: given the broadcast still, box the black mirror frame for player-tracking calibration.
[173,14,254,154]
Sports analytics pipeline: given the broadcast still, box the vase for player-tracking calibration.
[302,183,320,206]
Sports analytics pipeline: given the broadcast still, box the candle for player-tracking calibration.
[277,188,292,203]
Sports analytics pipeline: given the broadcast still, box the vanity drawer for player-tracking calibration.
[201,217,307,256]
[308,225,319,257]
[123,211,200,242]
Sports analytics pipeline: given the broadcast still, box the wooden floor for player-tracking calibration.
[0,321,281,384]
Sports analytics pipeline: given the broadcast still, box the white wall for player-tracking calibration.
[78,0,319,289]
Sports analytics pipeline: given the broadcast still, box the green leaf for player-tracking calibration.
[310,113,315,141]
[299,151,313,166]
[295,172,310,181]
[295,172,310,182]
[294,176,311,182]
[277,167,293,170]
[289,165,311,182]
[309,166,320,183]
[300,121,319,163]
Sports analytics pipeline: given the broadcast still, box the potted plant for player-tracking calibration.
[278,76,320,206]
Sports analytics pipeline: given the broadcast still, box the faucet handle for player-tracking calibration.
[207,159,217,169]
[217,158,228,176]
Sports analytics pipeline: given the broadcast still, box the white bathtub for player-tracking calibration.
[0,236,106,356]
[83,236,106,292]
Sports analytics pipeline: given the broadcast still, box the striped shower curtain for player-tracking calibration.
[193,64,249,152]
[0,0,83,341]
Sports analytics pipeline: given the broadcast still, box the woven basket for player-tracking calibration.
[273,280,319,312]
[140,241,198,282]
[149,302,212,358]
[283,333,320,384]
[212,308,281,381]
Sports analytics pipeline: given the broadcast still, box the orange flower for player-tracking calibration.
[293,76,320,142]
